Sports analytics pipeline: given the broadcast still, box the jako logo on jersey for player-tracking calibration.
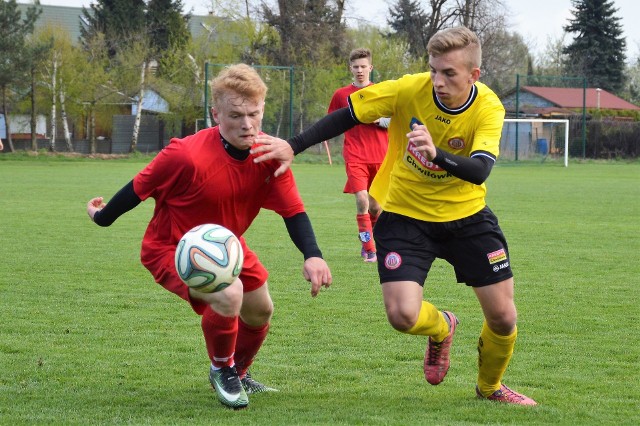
[448,138,465,150]
[384,252,402,270]
[434,115,451,124]
[407,142,443,171]
[487,248,507,265]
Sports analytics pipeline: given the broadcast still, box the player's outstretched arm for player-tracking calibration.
[87,180,141,226]
[282,212,331,296]
[252,108,358,176]
[87,197,106,220]
[302,257,332,297]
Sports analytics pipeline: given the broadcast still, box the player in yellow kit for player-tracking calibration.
[252,26,536,405]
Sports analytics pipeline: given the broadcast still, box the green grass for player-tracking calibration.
[0,156,639,425]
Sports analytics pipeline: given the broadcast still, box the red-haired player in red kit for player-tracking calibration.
[86,64,332,410]
[327,48,388,262]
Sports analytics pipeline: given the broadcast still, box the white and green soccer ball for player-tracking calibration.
[175,224,244,293]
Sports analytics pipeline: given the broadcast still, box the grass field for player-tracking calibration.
[0,156,638,425]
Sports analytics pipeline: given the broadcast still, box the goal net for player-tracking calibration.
[499,119,569,166]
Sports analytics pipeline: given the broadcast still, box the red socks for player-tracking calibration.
[234,320,270,378]
[201,307,238,368]
[357,213,376,253]
[370,212,379,230]
[201,307,270,376]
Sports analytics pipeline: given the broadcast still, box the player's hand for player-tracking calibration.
[87,196,105,221]
[251,135,294,177]
[302,257,332,297]
[407,122,436,160]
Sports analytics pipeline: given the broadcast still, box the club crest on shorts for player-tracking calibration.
[384,252,402,270]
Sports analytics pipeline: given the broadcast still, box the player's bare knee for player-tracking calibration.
[386,309,416,332]
[209,280,243,316]
[355,192,369,212]
[486,311,518,335]
[243,300,273,325]
[262,300,274,320]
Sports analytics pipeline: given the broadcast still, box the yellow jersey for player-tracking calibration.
[349,72,505,222]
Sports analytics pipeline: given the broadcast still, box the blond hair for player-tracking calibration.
[210,64,268,107]
[427,26,482,69]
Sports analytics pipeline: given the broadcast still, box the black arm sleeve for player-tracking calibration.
[431,149,495,185]
[283,212,323,260]
[93,180,142,227]
[288,108,358,155]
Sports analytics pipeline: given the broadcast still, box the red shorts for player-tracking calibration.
[141,236,269,315]
[343,162,381,194]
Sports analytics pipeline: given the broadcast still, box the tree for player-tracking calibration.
[37,26,89,152]
[386,0,511,67]
[349,24,426,81]
[262,0,348,65]
[563,0,626,93]
[261,1,350,133]
[623,56,640,105]
[535,34,568,77]
[25,35,53,151]
[107,39,152,153]
[480,30,529,94]
[78,33,117,154]
[386,0,430,58]
[80,0,146,58]
[0,0,41,152]
[146,0,191,74]
[80,0,197,151]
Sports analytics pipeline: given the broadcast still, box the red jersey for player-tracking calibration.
[133,126,305,265]
[327,83,388,164]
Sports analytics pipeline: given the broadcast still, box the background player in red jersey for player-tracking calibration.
[86,64,332,410]
[327,48,388,262]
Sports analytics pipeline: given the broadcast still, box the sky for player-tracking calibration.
[35,0,640,60]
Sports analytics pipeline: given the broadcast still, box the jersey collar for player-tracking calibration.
[432,84,478,115]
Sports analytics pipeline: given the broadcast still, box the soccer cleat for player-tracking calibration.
[424,311,458,385]
[241,370,279,394]
[476,384,537,406]
[209,365,249,409]
[360,248,377,262]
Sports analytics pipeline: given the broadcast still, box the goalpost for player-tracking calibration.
[501,118,570,167]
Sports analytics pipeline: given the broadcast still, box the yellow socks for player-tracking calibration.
[405,301,449,341]
[402,305,517,396]
[477,320,517,396]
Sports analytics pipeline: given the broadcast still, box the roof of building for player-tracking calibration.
[521,86,640,111]
[17,2,215,43]
[18,3,85,42]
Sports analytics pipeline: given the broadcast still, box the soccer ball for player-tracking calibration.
[175,224,244,293]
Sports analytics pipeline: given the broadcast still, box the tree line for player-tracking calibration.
[0,0,637,154]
